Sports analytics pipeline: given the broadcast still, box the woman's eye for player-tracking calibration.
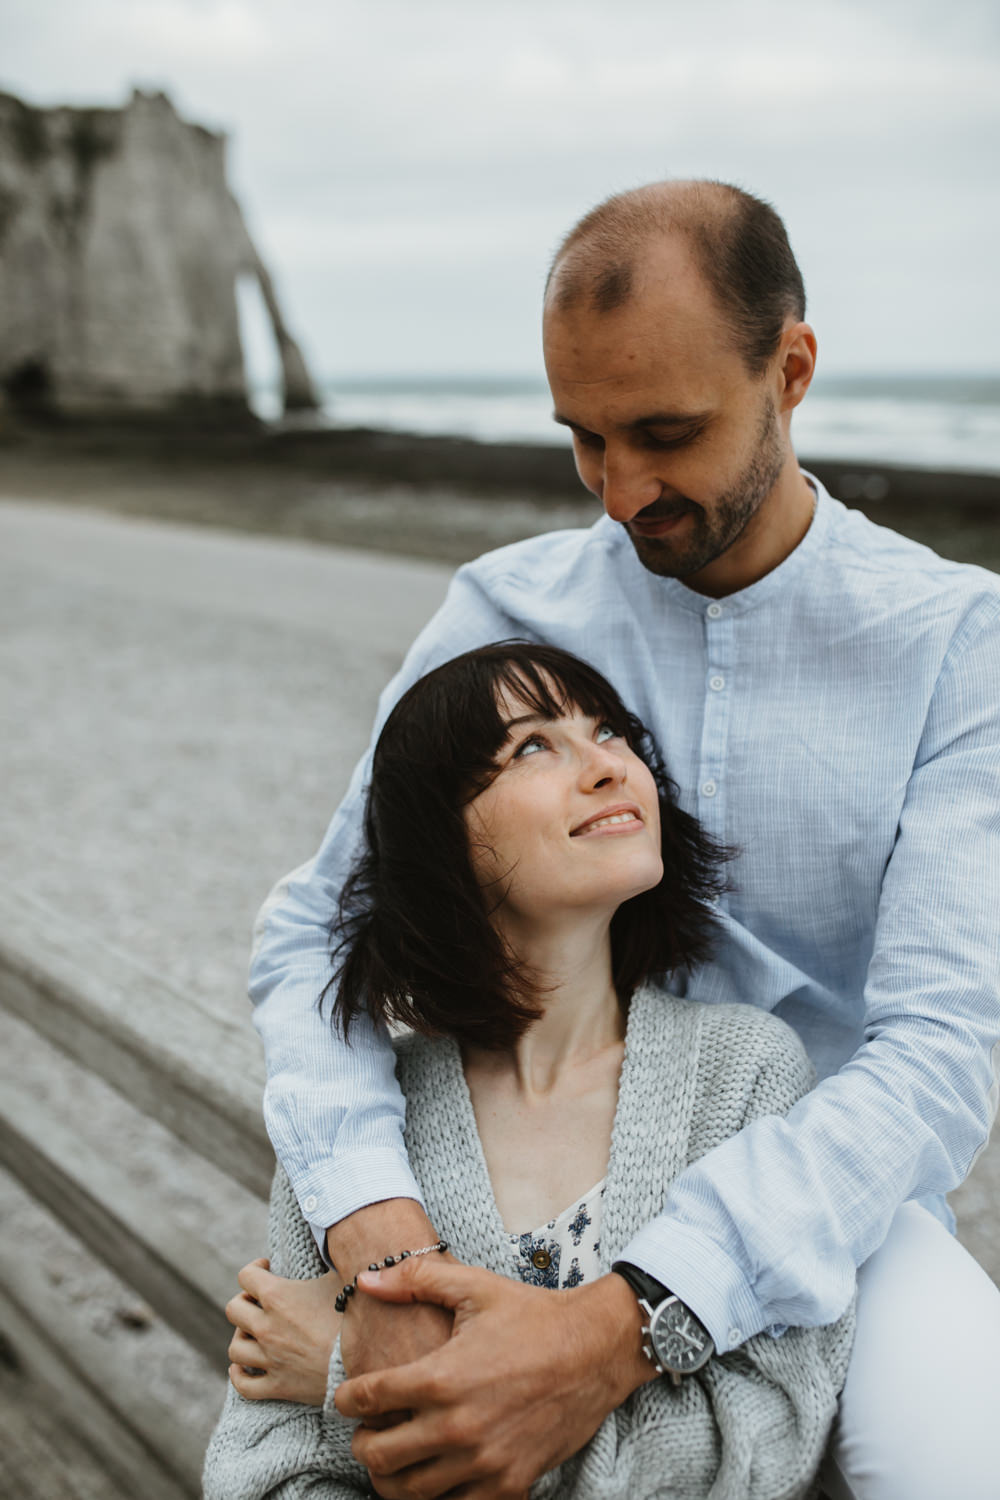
[595,723,619,744]
[513,734,546,759]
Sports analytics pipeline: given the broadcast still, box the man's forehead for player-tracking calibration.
[542,276,749,419]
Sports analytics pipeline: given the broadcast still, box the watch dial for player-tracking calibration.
[652,1300,713,1373]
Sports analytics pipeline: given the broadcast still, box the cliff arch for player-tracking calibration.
[0,88,316,420]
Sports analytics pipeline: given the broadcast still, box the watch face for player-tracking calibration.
[650,1298,713,1375]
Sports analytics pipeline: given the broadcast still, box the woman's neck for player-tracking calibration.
[468,915,625,1096]
[461,915,626,1232]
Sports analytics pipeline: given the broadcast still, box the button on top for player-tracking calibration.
[706,602,723,619]
[531,1248,552,1271]
[709,675,725,691]
[728,1327,743,1345]
[303,1194,318,1213]
[702,780,718,798]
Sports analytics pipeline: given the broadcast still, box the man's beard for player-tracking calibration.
[624,397,786,580]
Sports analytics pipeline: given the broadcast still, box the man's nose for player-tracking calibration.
[599,449,663,524]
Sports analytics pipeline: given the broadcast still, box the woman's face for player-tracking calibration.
[463,684,663,932]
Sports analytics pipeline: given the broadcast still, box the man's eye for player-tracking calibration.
[573,429,604,449]
[644,429,700,451]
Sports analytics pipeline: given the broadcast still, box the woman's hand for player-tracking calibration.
[226,1258,341,1406]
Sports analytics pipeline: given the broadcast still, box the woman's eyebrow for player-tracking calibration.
[502,711,550,732]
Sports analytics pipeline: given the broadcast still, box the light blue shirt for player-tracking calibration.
[250,481,1000,1351]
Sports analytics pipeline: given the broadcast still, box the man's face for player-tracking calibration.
[543,246,792,585]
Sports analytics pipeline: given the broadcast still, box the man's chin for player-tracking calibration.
[625,528,703,579]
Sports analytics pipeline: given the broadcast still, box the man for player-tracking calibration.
[240,181,1000,1499]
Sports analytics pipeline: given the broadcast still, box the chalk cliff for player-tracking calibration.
[0,88,316,418]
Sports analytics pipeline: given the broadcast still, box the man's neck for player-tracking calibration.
[685,462,816,599]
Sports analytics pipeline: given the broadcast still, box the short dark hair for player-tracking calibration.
[546,180,806,375]
[324,642,730,1050]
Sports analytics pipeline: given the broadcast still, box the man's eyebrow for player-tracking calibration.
[551,410,710,432]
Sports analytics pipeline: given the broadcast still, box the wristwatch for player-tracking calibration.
[611,1261,715,1386]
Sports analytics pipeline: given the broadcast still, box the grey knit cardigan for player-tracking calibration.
[204,990,855,1500]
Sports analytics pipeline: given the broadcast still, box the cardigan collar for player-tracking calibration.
[396,987,704,1276]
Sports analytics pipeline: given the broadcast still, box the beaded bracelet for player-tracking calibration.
[334,1239,448,1313]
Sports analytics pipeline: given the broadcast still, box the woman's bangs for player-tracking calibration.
[490,656,632,741]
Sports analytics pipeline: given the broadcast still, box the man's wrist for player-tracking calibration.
[610,1260,670,1307]
[577,1273,659,1399]
[611,1261,716,1383]
[325,1196,437,1281]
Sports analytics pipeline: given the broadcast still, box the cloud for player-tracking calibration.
[1,0,998,373]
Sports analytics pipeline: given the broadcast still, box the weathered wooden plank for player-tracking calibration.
[0,1066,235,1365]
[0,1269,211,1500]
[0,1356,136,1500]
[0,884,273,1198]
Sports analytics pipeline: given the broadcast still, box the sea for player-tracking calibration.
[249,373,1000,477]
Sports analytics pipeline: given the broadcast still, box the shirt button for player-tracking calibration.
[531,1248,552,1270]
[707,603,723,619]
[303,1194,318,1213]
[709,675,725,691]
[728,1327,743,1345]
[702,780,717,797]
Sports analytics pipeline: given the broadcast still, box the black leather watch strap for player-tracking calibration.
[611,1259,671,1307]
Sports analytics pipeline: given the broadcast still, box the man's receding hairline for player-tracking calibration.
[544,178,807,374]
[545,180,738,312]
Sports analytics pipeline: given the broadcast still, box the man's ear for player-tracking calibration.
[776,322,817,414]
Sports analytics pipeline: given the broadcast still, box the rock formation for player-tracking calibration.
[0,88,316,419]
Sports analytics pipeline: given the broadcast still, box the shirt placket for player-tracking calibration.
[698,600,733,841]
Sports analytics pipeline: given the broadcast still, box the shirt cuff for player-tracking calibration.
[619,1217,769,1353]
[295,1148,427,1264]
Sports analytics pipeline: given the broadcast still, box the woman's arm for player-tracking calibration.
[202,1169,369,1498]
[202,1378,365,1500]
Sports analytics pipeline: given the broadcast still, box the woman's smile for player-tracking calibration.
[570,803,645,837]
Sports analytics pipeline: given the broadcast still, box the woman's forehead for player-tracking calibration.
[493,670,572,726]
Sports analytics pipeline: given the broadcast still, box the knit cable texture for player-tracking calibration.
[203,989,855,1499]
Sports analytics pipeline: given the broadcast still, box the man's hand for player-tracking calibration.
[226,1259,341,1405]
[335,1255,654,1500]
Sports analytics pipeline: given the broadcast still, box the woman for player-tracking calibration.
[204,643,854,1500]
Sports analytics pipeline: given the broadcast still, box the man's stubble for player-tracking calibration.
[624,396,786,580]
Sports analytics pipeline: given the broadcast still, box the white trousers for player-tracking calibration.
[819,1203,1000,1500]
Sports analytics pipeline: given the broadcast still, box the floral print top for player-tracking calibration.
[508,1178,606,1290]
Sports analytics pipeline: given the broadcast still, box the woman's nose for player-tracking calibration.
[582,741,628,789]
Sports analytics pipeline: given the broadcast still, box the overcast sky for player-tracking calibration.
[3,0,998,380]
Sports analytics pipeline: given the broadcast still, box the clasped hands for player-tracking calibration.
[226,1250,653,1499]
